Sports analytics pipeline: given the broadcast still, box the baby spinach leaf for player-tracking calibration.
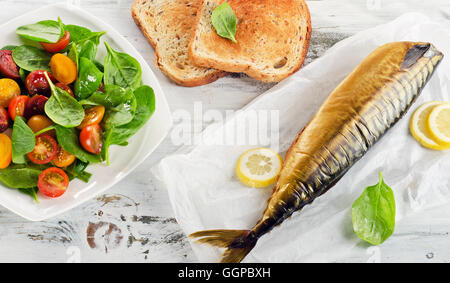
[54,125,102,164]
[19,188,39,203]
[66,159,92,183]
[65,25,105,44]
[1,45,17,51]
[211,2,238,43]
[11,117,35,164]
[68,42,79,69]
[12,45,51,72]
[104,42,142,90]
[16,19,64,43]
[75,57,104,100]
[352,172,396,246]
[80,85,133,108]
[0,166,41,189]
[19,68,29,83]
[108,85,156,146]
[44,72,85,128]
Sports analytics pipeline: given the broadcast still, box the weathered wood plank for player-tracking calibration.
[0,0,448,263]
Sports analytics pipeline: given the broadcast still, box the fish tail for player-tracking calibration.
[190,229,257,263]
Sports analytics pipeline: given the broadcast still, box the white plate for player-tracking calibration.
[0,3,173,221]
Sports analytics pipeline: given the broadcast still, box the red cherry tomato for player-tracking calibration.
[38,167,69,198]
[40,31,71,53]
[0,50,20,80]
[0,107,9,133]
[80,124,103,155]
[55,83,75,98]
[27,134,57,165]
[26,70,56,96]
[25,95,48,118]
[8,95,29,121]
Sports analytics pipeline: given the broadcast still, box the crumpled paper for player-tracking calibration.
[152,13,450,262]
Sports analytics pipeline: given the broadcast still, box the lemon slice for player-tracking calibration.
[410,101,449,150]
[236,148,283,188]
[428,103,450,146]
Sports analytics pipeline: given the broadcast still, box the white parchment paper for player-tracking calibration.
[152,13,450,262]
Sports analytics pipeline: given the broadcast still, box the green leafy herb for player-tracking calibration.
[211,2,238,43]
[104,42,142,90]
[44,72,85,128]
[66,159,92,183]
[12,45,51,72]
[75,57,104,99]
[68,42,79,69]
[0,166,41,189]
[16,19,64,43]
[54,125,102,164]
[108,85,156,146]
[102,85,155,165]
[1,45,17,51]
[19,68,29,83]
[352,172,396,246]
[19,188,39,203]
[11,117,35,164]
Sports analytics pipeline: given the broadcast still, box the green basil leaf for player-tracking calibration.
[11,117,35,164]
[108,85,156,145]
[104,42,142,90]
[211,2,238,43]
[16,20,64,43]
[0,166,41,189]
[352,172,396,245]
[12,45,51,72]
[54,125,102,164]
[44,72,85,127]
[75,57,103,99]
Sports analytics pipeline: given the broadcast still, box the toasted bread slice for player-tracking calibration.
[189,0,312,82]
[132,0,227,87]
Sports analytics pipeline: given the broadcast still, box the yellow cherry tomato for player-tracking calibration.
[27,115,55,136]
[53,145,76,168]
[0,78,20,108]
[0,133,12,169]
[50,53,78,85]
[77,106,106,130]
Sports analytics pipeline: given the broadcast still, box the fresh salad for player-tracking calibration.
[0,18,156,201]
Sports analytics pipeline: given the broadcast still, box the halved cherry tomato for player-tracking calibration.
[27,115,55,136]
[50,54,77,85]
[80,124,103,155]
[53,145,76,168]
[0,107,9,133]
[25,95,48,118]
[0,78,20,108]
[26,70,56,96]
[55,83,75,98]
[77,106,105,130]
[40,31,71,53]
[27,134,57,165]
[0,133,12,169]
[0,50,20,80]
[38,167,69,198]
[8,95,29,121]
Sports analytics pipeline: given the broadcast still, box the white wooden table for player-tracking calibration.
[0,0,448,263]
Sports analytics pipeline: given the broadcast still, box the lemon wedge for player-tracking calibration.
[236,148,283,188]
[410,101,449,150]
[428,103,450,146]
